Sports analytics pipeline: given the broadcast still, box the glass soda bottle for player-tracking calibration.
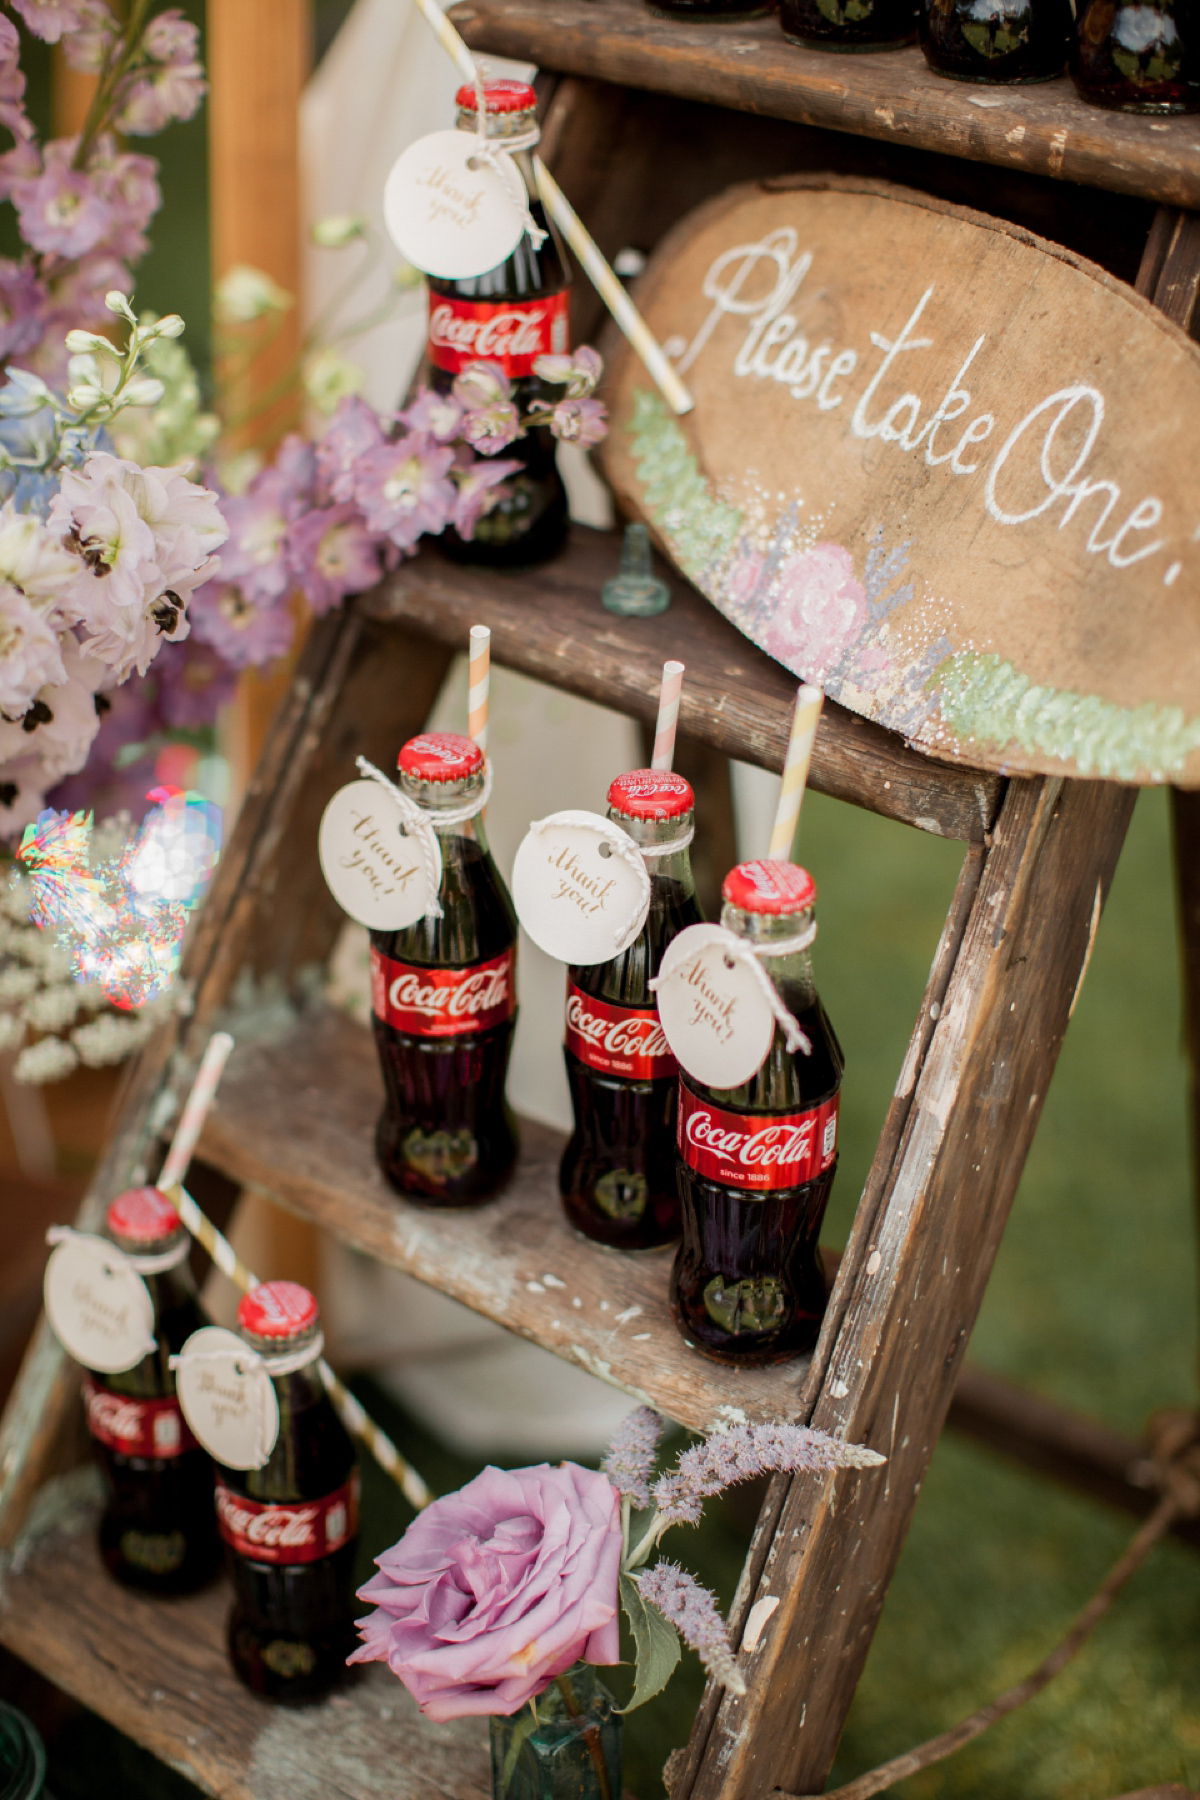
[218,1282,359,1704]
[428,79,571,566]
[648,0,771,18]
[1073,0,1200,109]
[560,770,702,1250]
[83,1186,219,1594]
[671,861,843,1365]
[780,0,918,50]
[370,732,519,1204]
[921,0,1069,79]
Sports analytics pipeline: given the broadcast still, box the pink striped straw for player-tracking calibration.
[159,1031,234,1190]
[468,625,491,753]
[650,661,685,771]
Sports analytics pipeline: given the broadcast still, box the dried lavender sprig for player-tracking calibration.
[601,1406,667,1509]
[651,1422,885,1527]
[635,1561,747,1697]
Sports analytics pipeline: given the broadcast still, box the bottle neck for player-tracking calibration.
[720,901,817,1001]
[609,809,695,898]
[399,771,491,854]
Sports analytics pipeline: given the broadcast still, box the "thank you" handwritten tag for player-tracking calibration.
[654,923,777,1090]
[319,780,437,932]
[511,810,651,967]
[383,130,526,281]
[174,1327,280,1471]
[44,1233,157,1374]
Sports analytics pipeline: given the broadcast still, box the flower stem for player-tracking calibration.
[553,1672,614,1800]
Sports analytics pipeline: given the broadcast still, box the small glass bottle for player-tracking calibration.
[0,1703,46,1800]
[490,1662,623,1800]
[921,0,1070,80]
[781,0,917,52]
[560,770,702,1251]
[671,861,843,1366]
[84,1187,219,1594]
[1073,0,1200,110]
[370,732,519,1206]
[219,1283,360,1704]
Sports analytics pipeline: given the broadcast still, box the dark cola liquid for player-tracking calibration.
[93,1267,219,1595]
[650,0,772,16]
[671,984,843,1366]
[429,186,570,567]
[560,874,702,1251]
[372,835,519,1205]
[224,1368,358,1705]
[1073,0,1200,109]
[921,0,1069,79]
[780,0,917,48]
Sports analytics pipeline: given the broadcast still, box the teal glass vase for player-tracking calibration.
[489,1664,623,1800]
[0,1704,47,1800]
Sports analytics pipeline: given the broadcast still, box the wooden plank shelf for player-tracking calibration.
[0,1473,489,1800]
[449,0,1200,209]
[369,524,1001,843]
[196,1005,813,1434]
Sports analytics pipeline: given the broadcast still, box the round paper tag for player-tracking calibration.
[512,811,651,967]
[655,924,778,1090]
[173,1327,280,1472]
[383,130,526,280]
[318,780,439,932]
[44,1234,157,1374]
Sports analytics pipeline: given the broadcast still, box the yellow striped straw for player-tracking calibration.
[468,624,491,753]
[158,1042,433,1510]
[651,661,685,771]
[401,0,693,416]
[768,684,824,861]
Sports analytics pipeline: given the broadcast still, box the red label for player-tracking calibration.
[83,1377,197,1460]
[427,290,570,376]
[370,944,516,1037]
[565,983,676,1081]
[215,1472,360,1566]
[677,1083,839,1193]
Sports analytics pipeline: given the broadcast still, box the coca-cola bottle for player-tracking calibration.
[671,861,843,1365]
[371,732,519,1204]
[780,0,918,49]
[1073,0,1200,109]
[921,0,1070,79]
[428,79,570,567]
[84,1186,219,1594]
[559,770,702,1250]
[218,1282,359,1704]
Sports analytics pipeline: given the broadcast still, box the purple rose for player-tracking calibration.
[349,1462,622,1722]
[764,542,866,681]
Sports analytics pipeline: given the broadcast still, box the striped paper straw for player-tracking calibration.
[651,661,685,771]
[768,684,824,861]
[468,625,491,753]
[158,1032,234,1190]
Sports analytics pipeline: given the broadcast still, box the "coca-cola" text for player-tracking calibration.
[565,985,676,1081]
[678,1083,839,1192]
[427,291,570,377]
[371,945,516,1038]
[214,1474,359,1566]
[83,1376,195,1460]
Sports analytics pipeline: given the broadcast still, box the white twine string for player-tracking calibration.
[527,811,651,949]
[168,1343,278,1470]
[355,755,495,924]
[650,927,815,1056]
[260,1332,325,1377]
[639,824,695,859]
[467,106,547,249]
[46,1222,187,1277]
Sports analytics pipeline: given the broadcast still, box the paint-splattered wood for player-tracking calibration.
[197,1006,809,1433]
[0,1474,489,1800]
[366,525,1001,842]
[449,0,1200,210]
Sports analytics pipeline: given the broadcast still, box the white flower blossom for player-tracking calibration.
[0,502,81,609]
[72,1011,151,1065]
[13,1033,79,1083]
[22,981,82,1032]
[0,964,38,1002]
[0,580,67,715]
[0,1012,24,1053]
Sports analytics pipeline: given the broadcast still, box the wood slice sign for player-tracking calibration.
[600,177,1200,787]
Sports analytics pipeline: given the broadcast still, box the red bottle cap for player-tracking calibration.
[722,860,817,915]
[607,769,694,821]
[397,732,484,783]
[237,1281,320,1342]
[106,1186,184,1245]
[455,79,538,114]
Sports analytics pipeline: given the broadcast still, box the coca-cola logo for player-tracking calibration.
[429,301,549,361]
[684,1107,816,1170]
[86,1386,142,1443]
[389,962,509,1019]
[565,993,670,1060]
[216,1487,319,1551]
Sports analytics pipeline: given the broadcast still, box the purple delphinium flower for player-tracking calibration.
[0,260,46,361]
[451,454,520,542]
[635,1562,746,1696]
[216,465,304,609]
[460,397,521,456]
[452,361,511,410]
[189,579,295,670]
[10,141,112,258]
[89,139,160,262]
[10,0,99,43]
[400,386,463,443]
[0,17,32,143]
[533,345,602,395]
[316,395,384,504]
[115,59,206,137]
[143,8,199,61]
[550,396,607,448]
[651,1422,885,1527]
[351,431,454,550]
[285,503,384,616]
[601,1407,667,1509]
[155,638,236,730]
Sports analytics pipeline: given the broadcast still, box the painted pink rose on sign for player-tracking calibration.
[764,543,867,680]
[724,544,765,613]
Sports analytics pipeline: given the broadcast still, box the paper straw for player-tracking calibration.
[768,684,824,861]
[158,1032,235,1190]
[397,0,693,417]
[532,160,693,417]
[154,1037,433,1510]
[651,661,685,771]
[468,625,491,753]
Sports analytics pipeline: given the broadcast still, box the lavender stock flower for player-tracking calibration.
[550,396,607,448]
[635,1562,746,1696]
[652,1422,885,1526]
[460,397,521,456]
[601,1406,666,1509]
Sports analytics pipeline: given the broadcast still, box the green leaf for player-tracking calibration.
[500,1708,540,1788]
[618,1571,681,1714]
